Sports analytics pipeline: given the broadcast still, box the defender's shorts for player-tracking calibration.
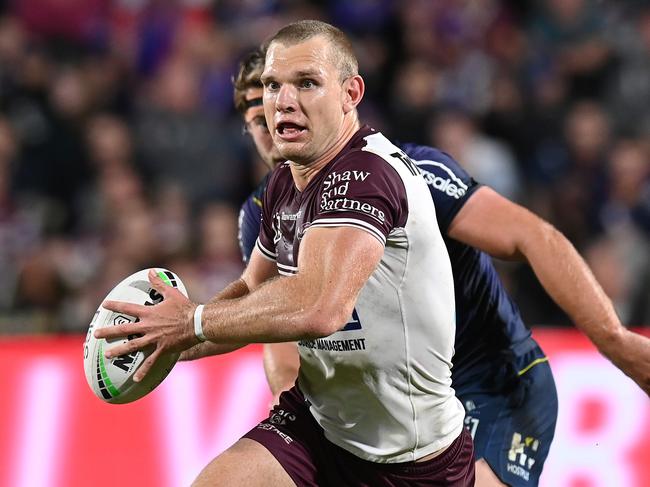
[458,345,558,487]
[244,386,475,487]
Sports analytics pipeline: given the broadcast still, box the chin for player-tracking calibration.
[277,145,304,163]
[271,151,285,163]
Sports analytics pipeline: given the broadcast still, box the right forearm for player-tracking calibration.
[179,279,251,361]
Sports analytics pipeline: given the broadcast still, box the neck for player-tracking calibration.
[290,118,361,191]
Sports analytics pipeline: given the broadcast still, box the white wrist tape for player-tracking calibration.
[193,304,206,342]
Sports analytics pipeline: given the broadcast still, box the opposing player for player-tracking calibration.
[96,20,475,486]
[222,44,650,486]
[234,47,286,267]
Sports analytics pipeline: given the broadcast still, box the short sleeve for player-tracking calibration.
[310,152,408,245]
[401,143,481,233]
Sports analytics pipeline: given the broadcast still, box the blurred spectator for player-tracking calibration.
[388,58,441,143]
[15,0,110,47]
[154,181,192,261]
[584,226,650,326]
[194,202,243,301]
[81,113,142,231]
[607,6,650,136]
[600,139,650,232]
[134,55,250,209]
[528,0,615,100]
[430,108,522,201]
[0,118,23,314]
[545,100,611,248]
[481,71,536,167]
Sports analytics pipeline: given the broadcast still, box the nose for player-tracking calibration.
[275,84,297,113]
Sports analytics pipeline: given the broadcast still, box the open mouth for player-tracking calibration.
[276,122,306,138]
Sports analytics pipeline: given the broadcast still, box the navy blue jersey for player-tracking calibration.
[238,172,269,265]
[239,144,537,394]
[399,143,535,394]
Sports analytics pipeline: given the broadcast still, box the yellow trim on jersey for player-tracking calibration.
[517,357,549,376]
[253,196,262,207]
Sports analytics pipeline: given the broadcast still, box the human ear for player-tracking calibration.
[342,75,365,113]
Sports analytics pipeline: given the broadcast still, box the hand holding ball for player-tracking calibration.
[83,268,189,404]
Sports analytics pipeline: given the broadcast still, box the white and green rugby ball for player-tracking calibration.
[83,268,188,404]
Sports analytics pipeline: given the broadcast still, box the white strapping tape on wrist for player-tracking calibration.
[193,304,206,342]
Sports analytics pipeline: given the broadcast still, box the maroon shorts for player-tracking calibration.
[243,386,475,487]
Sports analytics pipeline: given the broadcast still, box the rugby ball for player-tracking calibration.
[83,268,187,404]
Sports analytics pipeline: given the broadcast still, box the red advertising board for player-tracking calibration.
[0,329,648,487]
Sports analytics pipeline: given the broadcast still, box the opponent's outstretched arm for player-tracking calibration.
[448,186,650,396]
[95,226,384,382]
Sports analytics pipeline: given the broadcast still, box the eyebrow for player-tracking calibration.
[261,68,322,84]
[294,69,321,78]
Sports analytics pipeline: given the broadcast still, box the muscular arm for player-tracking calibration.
[448,186,650,395]
[180,250,279,361]
[184,251,300,396]
[97,226,384,381]
[200,226,383,343]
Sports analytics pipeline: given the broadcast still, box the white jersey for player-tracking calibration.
[257,126,464,463]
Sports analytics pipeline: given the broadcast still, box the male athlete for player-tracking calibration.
[223,42,650,487]
[96,20,475,486]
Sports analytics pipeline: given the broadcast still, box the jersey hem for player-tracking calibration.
[321,420,465,464]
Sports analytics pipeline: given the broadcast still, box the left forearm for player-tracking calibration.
[199,228,378,345]
[180,279,251,361]
[201,273,342,345]
[522,224,624,350]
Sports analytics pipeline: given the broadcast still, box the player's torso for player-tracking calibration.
[261,129,464,462]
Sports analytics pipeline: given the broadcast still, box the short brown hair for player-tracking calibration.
[233,46,266,115]
[268,20,358,81]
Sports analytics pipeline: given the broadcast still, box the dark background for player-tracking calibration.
[0,0,649,334]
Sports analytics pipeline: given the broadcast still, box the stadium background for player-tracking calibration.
[0,0,648,486]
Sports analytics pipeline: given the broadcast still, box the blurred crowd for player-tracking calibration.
[0,0,649,334]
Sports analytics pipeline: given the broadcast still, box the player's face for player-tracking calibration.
[243,87,284,169]
[262,36,348,165]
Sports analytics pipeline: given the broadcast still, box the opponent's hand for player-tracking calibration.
[94,269,199,382]
[605,329,650,396]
